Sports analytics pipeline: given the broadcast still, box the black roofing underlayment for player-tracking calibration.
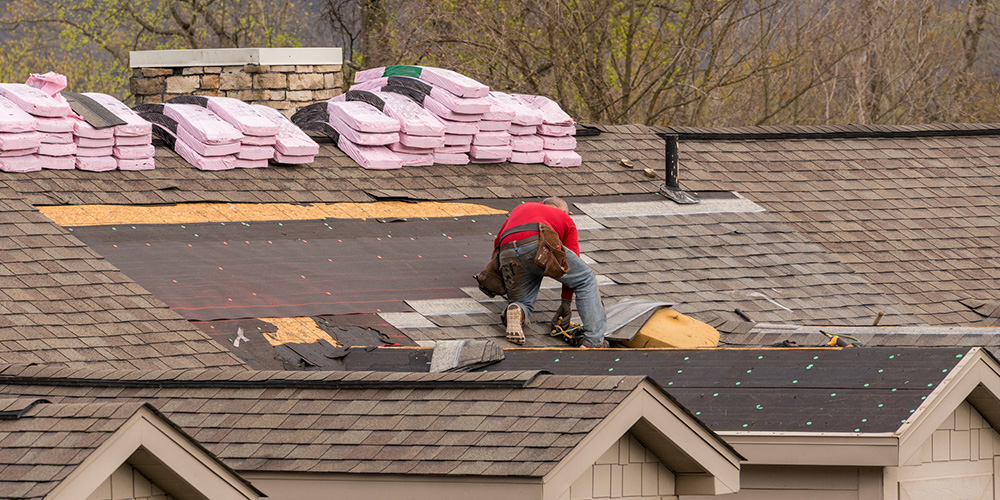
[68,214,507,321]
[332,346,968,433]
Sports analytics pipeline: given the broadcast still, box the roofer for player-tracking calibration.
[494,197,607,347]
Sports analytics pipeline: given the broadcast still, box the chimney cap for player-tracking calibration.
[129,47,343,68]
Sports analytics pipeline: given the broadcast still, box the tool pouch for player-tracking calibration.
[535,224,569,279]
[474,247,507,298]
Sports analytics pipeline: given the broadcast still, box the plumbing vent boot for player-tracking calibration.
[660,134,700,204]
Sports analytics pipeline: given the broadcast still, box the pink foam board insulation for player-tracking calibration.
[163,103,244,144]
[513,94,575,126]
[113,145,155,159]
[355,77,491,113]
[327,101,400,134]
[176,126,242,156]
[118,158,155,171]
[482,96,516,122]
[337,137,402,170]
[0,131,42,150]
[478,120,510,132]
[469,144,512,161]
[0,154,42,172]
[0,84,70,117]
[0,96,37,132]
[435,144,471,154]
[75,156,117,172]
[75,146,113,157]
[396,152,435,167]
[41,132,73,144]
[398,132,445,149]
[273,152,314,165]
[486,92,543,126]
[34,116,73,133]
[433,152,470,165]
[38,143,76,156]
[74,136,114,148]
[242,134,276,146]
[237,145,275,161]
[543,150,582,167]
[421,95,481,122]
[444,133,474,146]
[509,123,538,136]
[174,140,235,171]
[439,118,479,135]
[538,123,576,137]
[81,92,153,136]
[235,158,268,168]
[389,142,434,154]
[329,115,397,146]
[510,134,544,152]
[206,96,280,137]
[114,133,153,146]
[355,66,489,98]
[252,104,320,157]
[541,135,577,150]
[40,155,75,170]
[0,148,37,157]
[510,150,545,164]
[472,131,511,147]
[345,90,446,137]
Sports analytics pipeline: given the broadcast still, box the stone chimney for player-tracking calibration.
[129,48,343,116]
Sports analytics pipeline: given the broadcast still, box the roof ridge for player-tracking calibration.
[654,122,1000,140]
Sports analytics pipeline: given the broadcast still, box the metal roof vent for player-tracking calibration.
[660,135,699,204]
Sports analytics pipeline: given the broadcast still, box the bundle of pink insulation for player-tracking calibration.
[82,93,155,170]
[0,83,72,172]
[345,66,581,167]
[290,100,403,170]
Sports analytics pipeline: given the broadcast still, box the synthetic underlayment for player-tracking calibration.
[328,346,968,434]
[67,212,507,321]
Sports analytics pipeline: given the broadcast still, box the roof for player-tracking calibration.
[0,122,998,364]
[0,367,654,476]
[0,399,147,499]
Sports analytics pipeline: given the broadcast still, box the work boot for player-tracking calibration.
[505,304,525,345]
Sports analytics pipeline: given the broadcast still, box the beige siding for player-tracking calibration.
[716,465,872,500]
[885,401,998,500]
[562,433,676,500]
[85,462,172,500]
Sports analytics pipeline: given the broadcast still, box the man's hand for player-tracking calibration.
[552,299,572,327]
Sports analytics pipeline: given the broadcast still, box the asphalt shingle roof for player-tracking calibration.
[0,367,642,476]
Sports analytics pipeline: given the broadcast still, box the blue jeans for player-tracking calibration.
[498,239,606,347]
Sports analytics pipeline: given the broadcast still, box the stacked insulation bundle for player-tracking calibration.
[351,67,492,164]
[135,102,250,170]
[291,100,403,170]
[341,89,445,166]
[483,92,545,164]
[513,94,581,167]
[83,93,155,170]
[251,104,320,164]
[0,84,68,172]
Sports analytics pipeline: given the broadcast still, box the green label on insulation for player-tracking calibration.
[383,66,423,78]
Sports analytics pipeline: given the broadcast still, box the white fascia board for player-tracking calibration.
[720,432,899,466]
[130,47,343,68]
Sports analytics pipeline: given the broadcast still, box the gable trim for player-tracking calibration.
[45,404,260,500]
[541,379,741,499]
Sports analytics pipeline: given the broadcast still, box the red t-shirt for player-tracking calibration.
[494,202,579,300]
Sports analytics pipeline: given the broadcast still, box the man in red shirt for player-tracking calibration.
[493,197,607,347]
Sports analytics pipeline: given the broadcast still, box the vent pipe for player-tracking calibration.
[660,135,699,204]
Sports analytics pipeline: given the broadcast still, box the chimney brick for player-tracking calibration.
[129,48,343,109]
